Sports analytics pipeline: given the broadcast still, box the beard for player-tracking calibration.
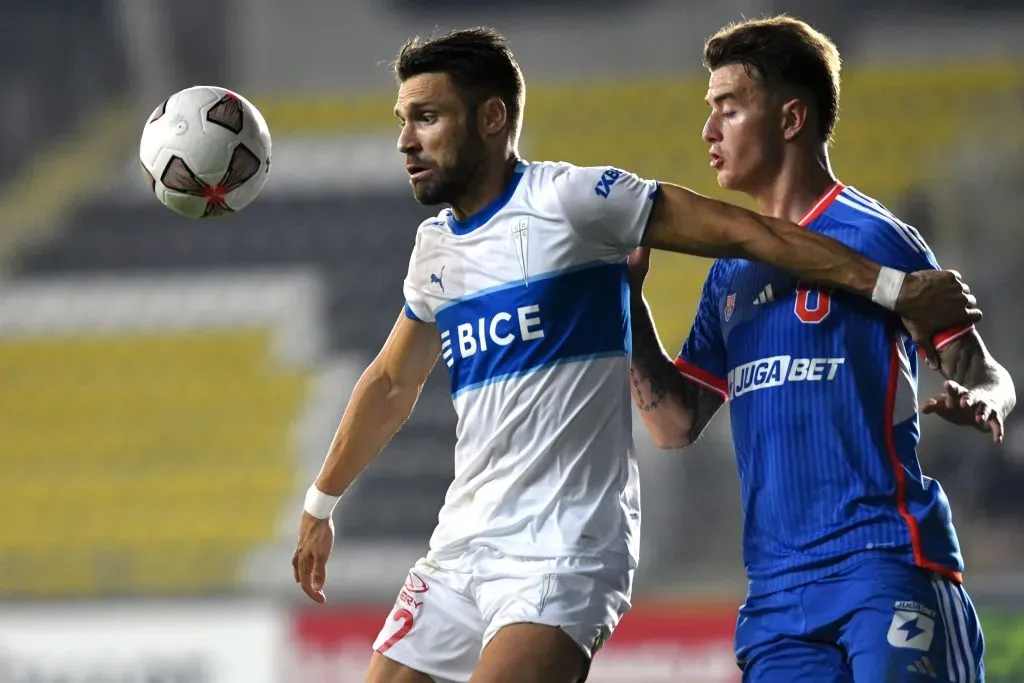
[410,129,488,207]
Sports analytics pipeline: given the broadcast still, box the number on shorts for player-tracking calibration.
[794,281,832,324]
[376,608,414,654]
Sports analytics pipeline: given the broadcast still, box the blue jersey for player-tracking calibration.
[676,183,970,597]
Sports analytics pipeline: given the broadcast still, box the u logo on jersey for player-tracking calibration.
[794,281,833,324]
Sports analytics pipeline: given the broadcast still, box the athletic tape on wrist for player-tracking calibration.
[871,266,905,311]
[304,484,341,520]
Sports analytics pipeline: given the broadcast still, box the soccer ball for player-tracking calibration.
[139,85,271,218]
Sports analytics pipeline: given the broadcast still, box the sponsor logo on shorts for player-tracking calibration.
[404,571,429,593]
[396,572,429,612]
[888,601,936,652]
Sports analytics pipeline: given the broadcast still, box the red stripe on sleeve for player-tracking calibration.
[673,357,729,402]
[932,324,975,351]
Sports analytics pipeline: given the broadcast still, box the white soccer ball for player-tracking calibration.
[139,85,271,218]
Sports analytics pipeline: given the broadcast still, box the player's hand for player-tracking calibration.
[627,246,652,289]
[292,511,335,604]
[922,379,1005,443]
[896,270,982,369]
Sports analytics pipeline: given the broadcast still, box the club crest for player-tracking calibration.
[511,218,530,286]
[724,293,736,322]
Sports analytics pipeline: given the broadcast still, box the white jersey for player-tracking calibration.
[402,160,660,567]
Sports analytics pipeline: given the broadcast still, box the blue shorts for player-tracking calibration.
[735,555,984,682]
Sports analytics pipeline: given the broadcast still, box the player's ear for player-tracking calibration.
[780,97,810,141]
[478,96,508,139]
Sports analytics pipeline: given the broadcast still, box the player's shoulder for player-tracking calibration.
[524,159,586,195]
[528,159,642,196]
[406,213,450,265]
[525,159,590,180]
[514,159,568,196]
[693,259,732,300]
[822,185,921,241]
[409,208,450,242]
[707,257,743,281]
[818,184,934,261]
[512,160,611,219]
[415,214,448,232]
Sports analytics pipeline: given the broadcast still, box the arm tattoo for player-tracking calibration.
[629,292,725,440]
[629,293,684,412]
[630,355,672,412]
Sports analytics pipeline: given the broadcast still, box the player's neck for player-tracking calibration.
[450,154,520,220]
[750,147,836,225]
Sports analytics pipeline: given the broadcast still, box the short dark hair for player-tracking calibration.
[704,16,841,142]
[395,27,525,143]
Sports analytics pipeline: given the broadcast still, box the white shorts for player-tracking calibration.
[372,548,634,683]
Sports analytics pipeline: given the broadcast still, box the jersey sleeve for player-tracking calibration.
[852,199,971,351]
[402,229,435,323]
[675,265,729,402]
[552,163,660,251]
[857,212,940,274]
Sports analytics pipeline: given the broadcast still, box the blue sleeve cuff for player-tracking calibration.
[403,302,423,322]
[639,181,662,244]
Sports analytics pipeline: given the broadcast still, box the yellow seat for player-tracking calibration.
[0,329,312,597]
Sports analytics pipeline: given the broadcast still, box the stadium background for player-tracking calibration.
[1,0,1022,680]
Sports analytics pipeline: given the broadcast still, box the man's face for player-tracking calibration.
[702,63,782,193]
[395,72,487,206]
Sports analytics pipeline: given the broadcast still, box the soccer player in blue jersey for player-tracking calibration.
[628,16,1016,683]
[291,28,983,683]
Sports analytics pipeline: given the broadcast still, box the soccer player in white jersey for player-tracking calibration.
[291,28,980,683]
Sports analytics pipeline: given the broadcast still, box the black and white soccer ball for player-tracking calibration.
[139,85,271,218]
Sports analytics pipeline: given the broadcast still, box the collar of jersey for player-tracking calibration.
[446,161,527,235]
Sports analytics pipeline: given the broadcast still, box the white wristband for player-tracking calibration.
[303,484,341,520]
[871,266,905,311]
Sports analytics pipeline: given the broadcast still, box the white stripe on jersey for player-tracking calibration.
[838,189,930,254]
[839,185,929,252]
[846,187,930,253]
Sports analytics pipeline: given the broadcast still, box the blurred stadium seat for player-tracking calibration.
[0,275,321,597]
[0,328,309,597]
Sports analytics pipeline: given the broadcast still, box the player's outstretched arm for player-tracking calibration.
[922,329,1016,443]
[628,248,724,449]
[292,311,440,603]
[640,184,982,353]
